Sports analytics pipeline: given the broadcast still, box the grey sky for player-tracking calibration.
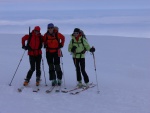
[0,0,149,11]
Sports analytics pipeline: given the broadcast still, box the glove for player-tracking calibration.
[44,44,47,48]
[22,45,28,50]
[71,46,77,53]
[90,47,95,52]
[59,43,63,48]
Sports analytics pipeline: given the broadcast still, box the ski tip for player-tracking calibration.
[46,90,50,93]
[61,91,68,93]
[33,88,40,92]
[33,91,38,92]
[70,92,78,95]
[55,90,60,92]
[18,89,22,92]
[97,91,100,94]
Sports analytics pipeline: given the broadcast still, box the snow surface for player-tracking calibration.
[0,34,150,113]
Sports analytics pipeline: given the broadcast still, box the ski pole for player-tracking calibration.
[60,49,66,89]
[9,50,26,86]
[92,52,100,93]
[74,52,78,85]
[41,57,47,86]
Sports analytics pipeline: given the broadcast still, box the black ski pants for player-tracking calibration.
[73,58,89,83]
[46,52,62,81]
[26,55,41,81]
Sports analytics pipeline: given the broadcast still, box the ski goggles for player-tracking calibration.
[48,27,54,29]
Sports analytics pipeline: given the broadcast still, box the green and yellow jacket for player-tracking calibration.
[68,35,91,58]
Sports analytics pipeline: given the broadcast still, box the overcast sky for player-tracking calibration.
[0,0,150,11]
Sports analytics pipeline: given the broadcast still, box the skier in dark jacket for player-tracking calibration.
[22,26,43,86]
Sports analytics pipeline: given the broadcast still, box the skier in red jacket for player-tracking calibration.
[22,26,43,86]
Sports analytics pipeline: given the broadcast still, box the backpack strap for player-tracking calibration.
[81,37,86,51]
[72,37,87,58]
[38,35,42,49]
[72,37,86,51]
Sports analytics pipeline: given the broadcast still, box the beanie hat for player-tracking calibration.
[73,28,80,33]
[54,26,58,30]
[47,23,54,28]
[34,26,40,32]
[54,26,59,33]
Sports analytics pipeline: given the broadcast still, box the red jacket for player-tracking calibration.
[43,31,65,53]
[22,30,43,56]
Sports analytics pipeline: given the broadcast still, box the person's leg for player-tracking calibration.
[54,53,62,86]
[46,52,56,80]
[73,58,82,87]
[35,55,42,85]
[80,58,89,84]
[24,56,35,86]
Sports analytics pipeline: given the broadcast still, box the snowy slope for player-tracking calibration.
[0,34,150,113]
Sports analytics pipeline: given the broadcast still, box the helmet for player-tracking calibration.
[47,23,54,28]
[73,28,80,33]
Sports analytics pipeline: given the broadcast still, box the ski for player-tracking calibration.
[33,86,40,92]
[18,86,25,92]
[18,84,40,93]
[55,86,61,92]
[70,84,96,95]
[61,83,93,93]
[46,86,55,93]
[61,87,80,93]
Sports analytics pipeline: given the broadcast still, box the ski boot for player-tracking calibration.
[52,80,57,86]
[84,82,90,88]
[77,81,83,88]
[23,79,29,86]
[36,77,40,86]
[57,79,62,86]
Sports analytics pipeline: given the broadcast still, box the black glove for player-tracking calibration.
[44,44,47,48]
[22,45,28,50]
[71,46,77,53]
[90,47,95,52]
[59,43,63,48]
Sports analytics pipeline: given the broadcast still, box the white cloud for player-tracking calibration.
[0,0,48,2]
[0,0,99,2]
[0,16,150,26]
[0,0,150,10]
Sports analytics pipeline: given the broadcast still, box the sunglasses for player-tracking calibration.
[74,32,79,35]
[34,30,40,33]
[48,27,54,29]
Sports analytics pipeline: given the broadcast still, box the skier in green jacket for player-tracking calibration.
[68,28,95,87]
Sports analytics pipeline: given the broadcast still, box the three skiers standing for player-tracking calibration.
[21,24,95,88]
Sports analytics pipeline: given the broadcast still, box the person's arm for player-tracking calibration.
[58,33,65,47]
[68,39,73,52]
[22,35,29,47]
